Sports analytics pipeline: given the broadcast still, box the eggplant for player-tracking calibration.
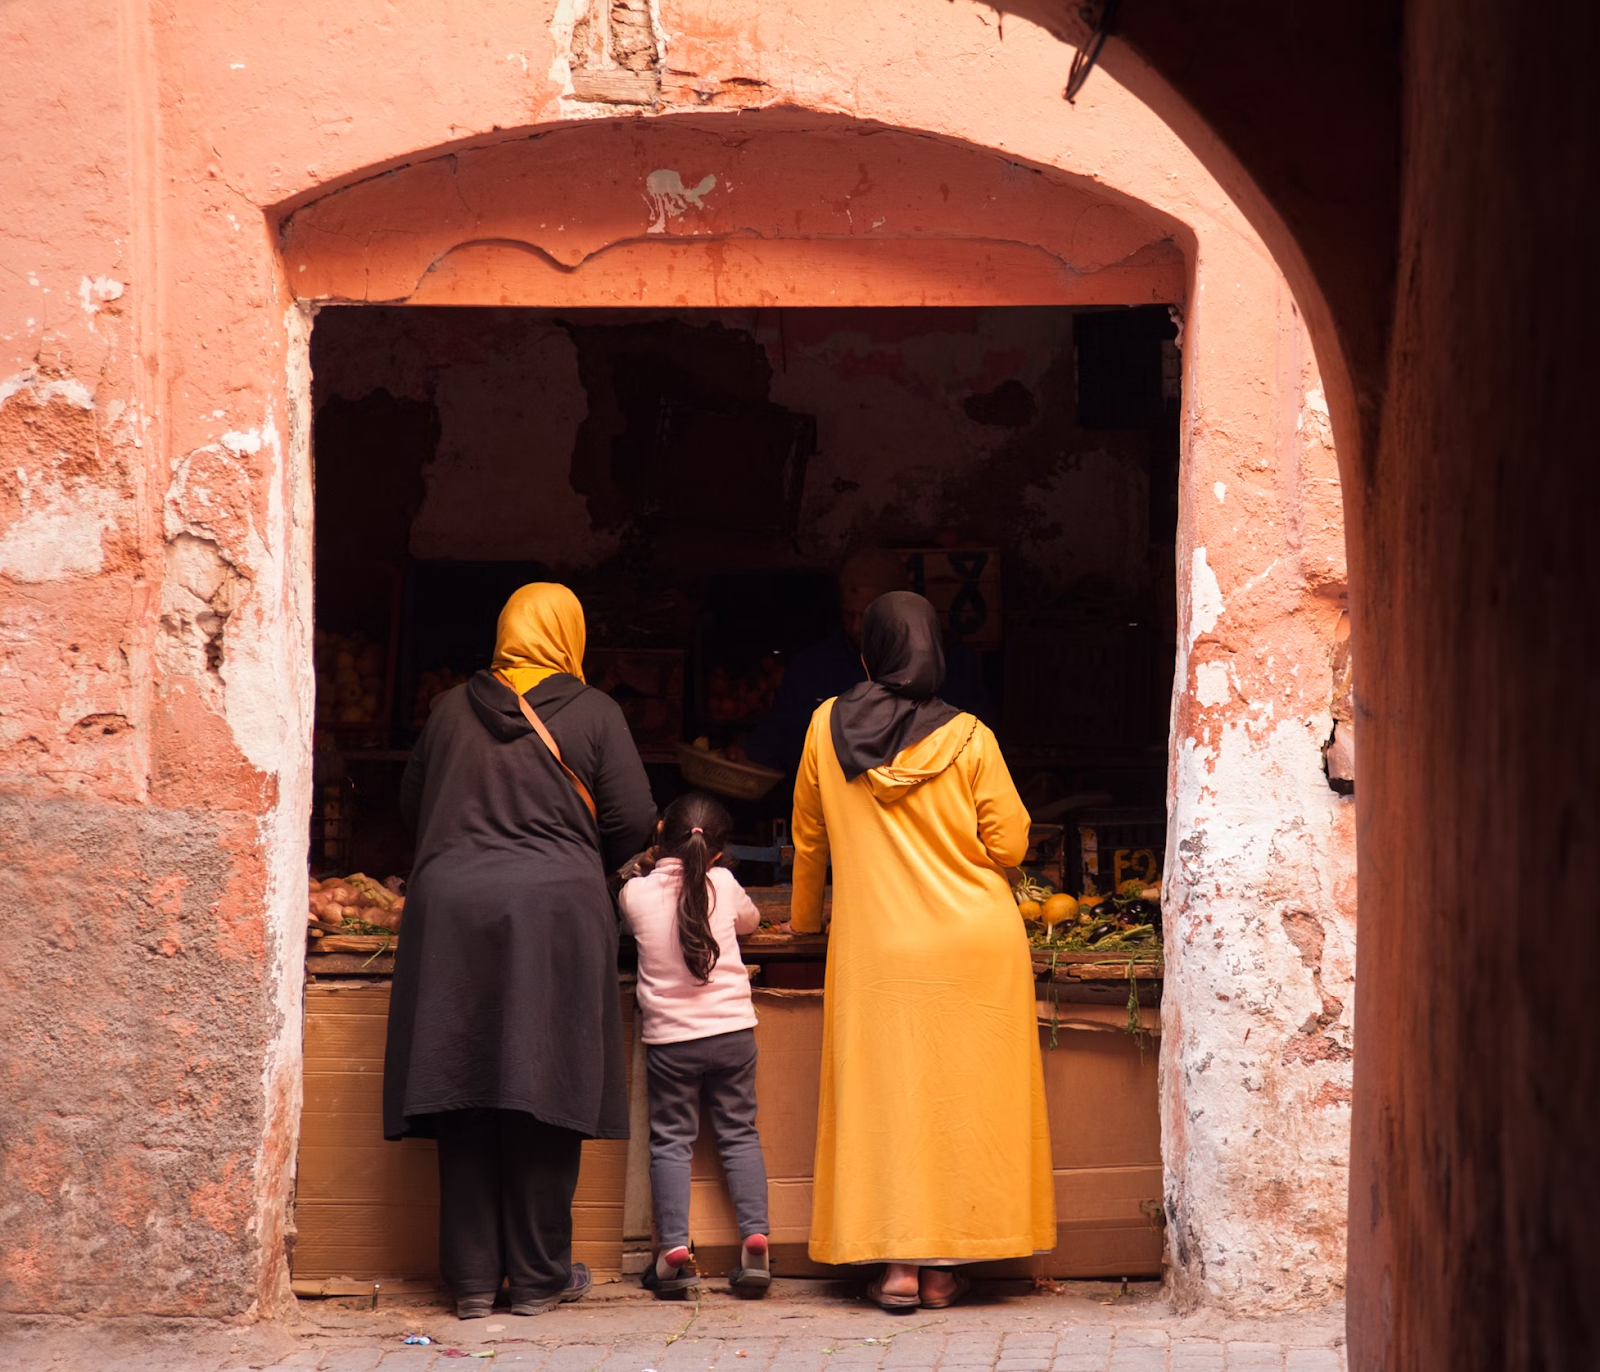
[1088,921,1118,944]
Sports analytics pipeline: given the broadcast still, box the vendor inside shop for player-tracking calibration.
[737,546,991,777]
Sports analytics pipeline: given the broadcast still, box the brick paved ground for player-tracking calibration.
[4,1277,1346,1372]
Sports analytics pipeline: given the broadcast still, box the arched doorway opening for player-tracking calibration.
[278,111,1353,1310]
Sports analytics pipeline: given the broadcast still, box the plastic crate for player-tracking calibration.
[1072,806,1166,897]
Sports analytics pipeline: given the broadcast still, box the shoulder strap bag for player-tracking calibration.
[494,671,599,823]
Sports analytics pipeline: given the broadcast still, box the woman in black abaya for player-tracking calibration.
[383,583,656,1318]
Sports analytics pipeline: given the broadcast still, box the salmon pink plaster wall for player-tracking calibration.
[0,0,1351,1317]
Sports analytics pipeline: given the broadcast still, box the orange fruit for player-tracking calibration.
[1042,893,1080,928]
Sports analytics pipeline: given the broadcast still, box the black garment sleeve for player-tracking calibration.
[584,697,658,872]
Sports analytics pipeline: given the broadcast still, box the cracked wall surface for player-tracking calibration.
[0,0,1350,1318]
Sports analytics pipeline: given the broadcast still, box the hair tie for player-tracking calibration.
[691,826,704,835]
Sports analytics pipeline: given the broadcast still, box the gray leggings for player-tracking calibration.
[646,1028,770,1250]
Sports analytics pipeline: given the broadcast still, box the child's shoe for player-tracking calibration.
[728,1234,771,1296]
[642,1245,699,1298]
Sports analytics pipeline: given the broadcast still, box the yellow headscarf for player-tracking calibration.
[491,583,587,696]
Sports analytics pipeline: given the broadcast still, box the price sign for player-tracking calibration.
[900,548,1002,650]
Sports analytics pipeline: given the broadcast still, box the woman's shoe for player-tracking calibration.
[917,1270,972,1310]
[511,1263,592,1316]
[456,1293,496,1319]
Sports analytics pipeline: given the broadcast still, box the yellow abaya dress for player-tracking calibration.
[790,700,1055,1264]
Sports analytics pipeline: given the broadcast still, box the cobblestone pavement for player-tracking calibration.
[5,1278,1347,1372]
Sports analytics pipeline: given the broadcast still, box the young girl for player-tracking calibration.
[619,791,772,1297]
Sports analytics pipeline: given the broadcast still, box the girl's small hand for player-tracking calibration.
[619,848,658,881]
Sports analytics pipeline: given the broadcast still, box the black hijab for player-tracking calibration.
[830,591,963,781]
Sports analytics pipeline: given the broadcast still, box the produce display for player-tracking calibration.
[412,667,472,724]
[307,873,405,937]
[315,630,388,727]
[1015,875,1161,952]
[705,657,784,723]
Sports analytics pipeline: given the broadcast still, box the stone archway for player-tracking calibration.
[278,110,1355,1313]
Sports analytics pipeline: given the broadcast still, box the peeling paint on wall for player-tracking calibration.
[0,482,118,581]
[645,168,717,231]
[1188,546,1224,649]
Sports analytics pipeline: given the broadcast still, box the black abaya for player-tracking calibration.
[383,669,656,1142]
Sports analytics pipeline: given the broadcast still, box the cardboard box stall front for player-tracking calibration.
[293,983,1163,1284]
[295,982,630,1282]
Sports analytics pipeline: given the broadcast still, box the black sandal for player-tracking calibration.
[727,1264,772,1296]
[641,1262,699,1298]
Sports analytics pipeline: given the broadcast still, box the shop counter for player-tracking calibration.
[293,898,1163,1289]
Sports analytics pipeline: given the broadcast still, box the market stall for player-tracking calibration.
[293,848,1166,1288]
[294,301,1180,1290]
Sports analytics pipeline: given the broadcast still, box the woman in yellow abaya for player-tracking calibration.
[790,591,1054,1310]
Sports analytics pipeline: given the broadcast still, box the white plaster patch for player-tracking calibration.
[221,428,264,456]
[1187,546,1224,650]
[77,275,124,324]
[0,483,115,582]
[1213,481,1226,503]
[1195,660,1231,707]
[547,0,580,88]
[219,418,288,773]
[1298,383,1333,445]
[1163,701,1357,1310]
[0,370,93,410]
[644,169,717,233]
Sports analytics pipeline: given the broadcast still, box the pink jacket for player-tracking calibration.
[618,858,761,1045]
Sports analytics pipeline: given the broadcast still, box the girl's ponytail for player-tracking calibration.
[658,792,734,984]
